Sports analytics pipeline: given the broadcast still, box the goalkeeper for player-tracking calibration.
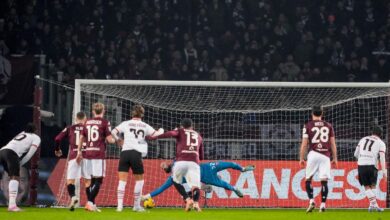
[142,161,255,200]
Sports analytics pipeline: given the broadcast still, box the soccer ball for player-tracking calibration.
[143,198,155,209]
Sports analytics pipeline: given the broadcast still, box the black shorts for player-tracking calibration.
[358,165,378,186]
[118,150,144,174]
[0,149,20,177]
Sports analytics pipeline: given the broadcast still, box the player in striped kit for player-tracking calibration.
[0,123,40,212]
[111,104,163,212]
[354,126,387,212]
[54,112,86,211]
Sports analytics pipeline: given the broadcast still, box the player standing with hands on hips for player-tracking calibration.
[354,126,386,212]
[0,123,41,212]
[111,104,163,212]
[299,106,337,213]
[148,118,204,212]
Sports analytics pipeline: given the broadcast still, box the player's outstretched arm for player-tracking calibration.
[149,176,175,198]
[147,130,178,140]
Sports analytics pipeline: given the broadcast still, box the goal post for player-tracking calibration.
[54,80,390,208]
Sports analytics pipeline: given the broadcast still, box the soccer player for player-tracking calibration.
[148,118,204,212]
[54,112,86,211]
[111,104,163,212]
[354,126,387,212]
[299,106,337,213]
[142,161,255,200]
[0,123,40,212]
[77,103,115,212]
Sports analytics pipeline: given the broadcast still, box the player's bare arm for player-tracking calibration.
[111,128,124,147]
[330,137,338,168]
[76,134,85,164]
[106,134,116,144]
[379,151,387,179]
[299,137,308,168]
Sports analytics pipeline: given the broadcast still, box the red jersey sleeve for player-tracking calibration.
[105,121,112,137]
[148,130,179,140]
[54,127,69,150]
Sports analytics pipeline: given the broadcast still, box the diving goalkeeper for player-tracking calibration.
[142,161,255,200]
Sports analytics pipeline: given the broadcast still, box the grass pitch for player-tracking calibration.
[0,208,388,220]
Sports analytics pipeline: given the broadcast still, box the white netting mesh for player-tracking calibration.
[54,81,389,208]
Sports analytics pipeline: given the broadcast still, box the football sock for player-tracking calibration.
[365,189,378,207]
[90,177,103,204]
[9,180,19,207]
[117,180,126,209]
[305,180,313,201]
[192,188,200,202]
[86,186,92,202]
[134,180,144,208]
[321,181,328,203]
[173,182,189,200]
[67,184,76,198]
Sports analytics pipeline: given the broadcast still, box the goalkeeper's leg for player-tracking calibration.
[209,178,243,198]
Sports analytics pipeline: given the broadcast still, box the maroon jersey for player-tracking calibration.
[54,123,85,160]
[151,128,204,164]
[303,120,335,157]
[82,117,112,159]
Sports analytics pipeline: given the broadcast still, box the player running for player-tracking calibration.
[111,104,163,212]
[299,106,337,213]
[0,123,41,212]
[148,118,204,212]
[142,161,255,201]
[77,103,115,212]
[54,112,86,211]
[354,126,387,212]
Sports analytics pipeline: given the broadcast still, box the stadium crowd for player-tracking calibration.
[1,0,390,83]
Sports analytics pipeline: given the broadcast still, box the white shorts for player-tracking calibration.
[306,151,331,180]
[67,159,81,180]
[81,159,106,179]
[172,161,201,188]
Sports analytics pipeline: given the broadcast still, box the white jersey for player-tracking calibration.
[2,132,41,157]
[355,135,386,167]
[114,118,156,157]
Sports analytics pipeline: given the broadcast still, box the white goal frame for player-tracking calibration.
[71,80,390,208]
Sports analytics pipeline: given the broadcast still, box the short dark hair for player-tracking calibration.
[312,106,323,117]
[76,111,86,120]
[163,163,173,174]
[25,123,36,133]
[371,126,383,137]
[181,118,193,129]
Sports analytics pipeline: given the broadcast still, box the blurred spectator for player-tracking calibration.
[0,0,389,83]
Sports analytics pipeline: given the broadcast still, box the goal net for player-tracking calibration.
[54,80,390,208]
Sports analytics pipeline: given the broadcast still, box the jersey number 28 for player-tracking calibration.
[311,127,329,143]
